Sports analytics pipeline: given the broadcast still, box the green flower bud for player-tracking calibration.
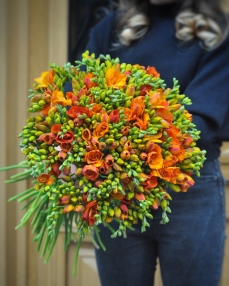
[130,154,139,162]
[116,158,125,165]
[38,99,46,106]
[38,149,47,155]
[169,184,181,192]
[29,136,36,142]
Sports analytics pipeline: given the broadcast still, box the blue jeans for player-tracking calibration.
[95,159,226,286]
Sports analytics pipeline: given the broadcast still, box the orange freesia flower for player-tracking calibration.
[169,144,185,162]
[105,154,114,168]
[148,131,163,143]
[99,142,107,151]
[51,124,62,134]
[129,96,145,120]
[59,195,71,205]
[93,122,109,138]
[49,162,61,177]
[182,134,193,148]
[99,162,108,174]
[77,87,87,98]
[63,166,71,176]
[66,91,78,104]
[40,104,51,117]
[90,104,103,117]
[147,144,163,170]
[51,90,72,107]
[60,142,72,152]
[152,167,181,184]
[120,202,128,214]
[139,84,152,96]
[122,107,132,120]
[163,155,178,167]
[38,173,54,185]
[91,137,100,149]
[82,165,99,181]
[176,173,195,192]
[120,172,131,184]
[146,66,160,78]
[166,126,183,142]
[58,150,67,161]
[123,140,132,151]
[139,152,148,161]
[82,200,98,226]
[56,131,74,144]
[121,126,130,135]
[82,128,92,141]
[85,150,104,167]
[66,105,90,119]
[101,111,110,123]
[135,193,145,201]
[109,109,120,123]
[38,173,50,183]
[105,67,127,88]
[38,133,56,145]
[74,205,85,212]
[126,84,135,97]
[94,180,103,187]
[64,204,74,213]
[111,192,125,200]
[152,197,160,210]
[84,73,98,89]
[85,141,95,152]
[140,174,158,189]
[134,113,149,130]
[183,110,192,121]
[155,108,174,122]
[145,140,155,153]
[74,118,84,127]
[149,90,166,107]
[34,69,55,90]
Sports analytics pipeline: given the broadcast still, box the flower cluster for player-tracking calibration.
[11,51,205,272]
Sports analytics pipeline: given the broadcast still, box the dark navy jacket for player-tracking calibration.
[86,3,229,161]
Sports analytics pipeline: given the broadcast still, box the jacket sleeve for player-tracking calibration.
[184,36,229,147]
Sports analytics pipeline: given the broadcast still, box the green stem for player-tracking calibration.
[10,170,32,179]
[0,165,28,171]
[87,232,100,249]
[103,222,116,234]
[45,215,64,263]
[35,220,48,252]
[21,197,36,210]
[72,237,83,277]
[41,231,51,257]
[6,175,32,184]
[8,187,35,202]
[15,190,43,229]
[64,215,69,251]
[67,212,74,247]
[114,218,135,231]
[31,196,49,227]
[18,190,38,202]
[93,225,106,251]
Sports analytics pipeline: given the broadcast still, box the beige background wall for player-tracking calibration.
[0,0,68,285]
[0,0,229,285]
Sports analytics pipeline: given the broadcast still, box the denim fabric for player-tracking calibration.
[94,159,226,286]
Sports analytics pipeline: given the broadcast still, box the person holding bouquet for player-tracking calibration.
[86,0,229,285]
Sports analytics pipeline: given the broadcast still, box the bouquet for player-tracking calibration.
[1,51,206,275]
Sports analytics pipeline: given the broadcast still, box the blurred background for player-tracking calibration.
[0,0,229,285]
